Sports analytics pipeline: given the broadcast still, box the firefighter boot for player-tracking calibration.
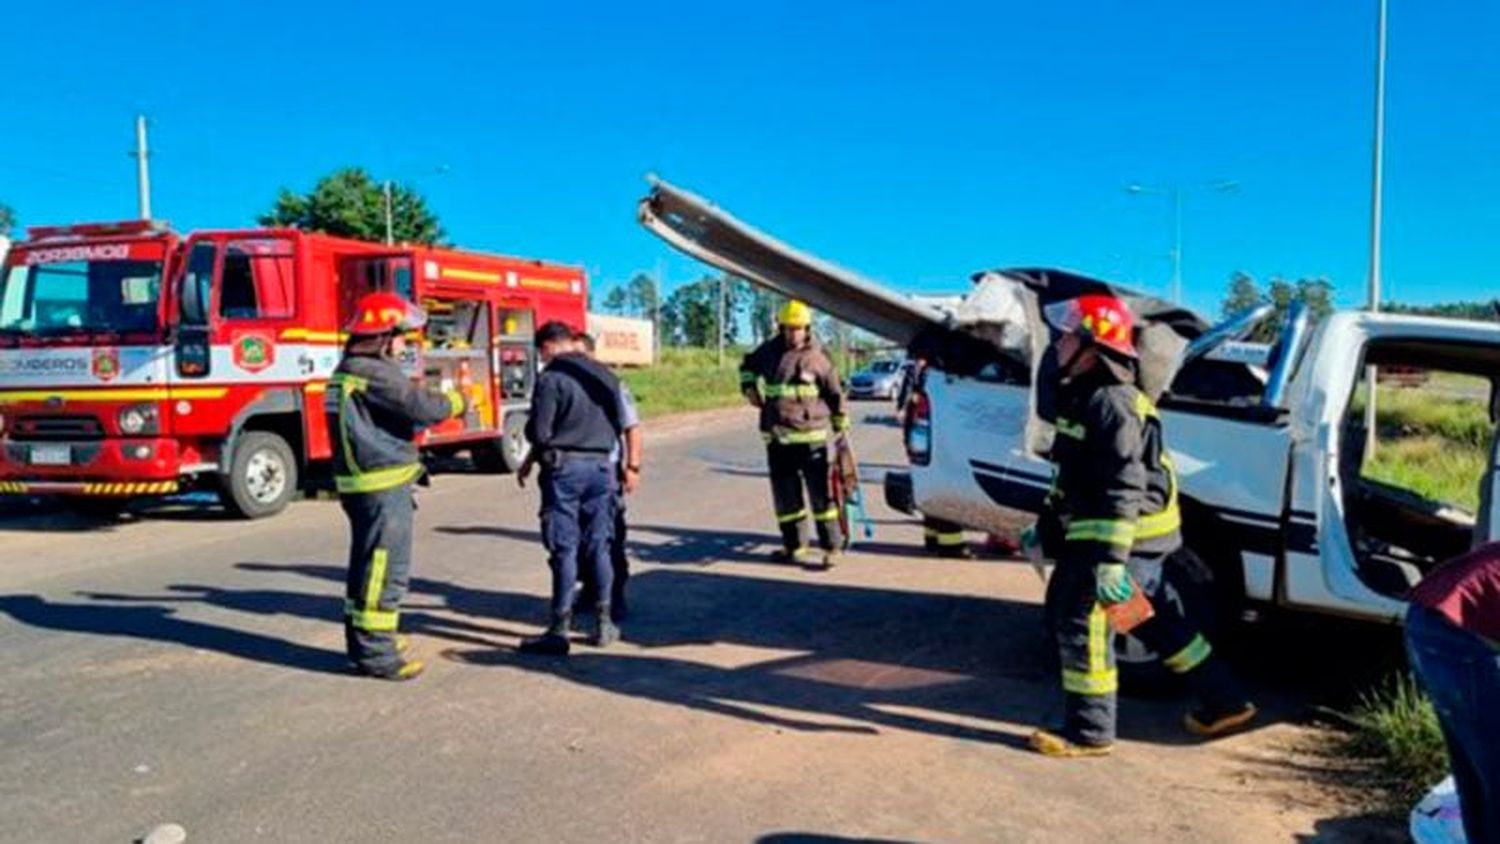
[591,605,620,647]
[821,548,843,569]
[1028,729,1114,758]
[771,546,812,565]
[1183,657,1257,738]
[361,658,425,682]
[520,612,573,656]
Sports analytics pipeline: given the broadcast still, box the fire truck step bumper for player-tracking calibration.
[0,480,181,496]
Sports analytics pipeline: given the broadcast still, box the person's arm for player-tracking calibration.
[619,385,644,494]
[1065,391,1144,594]
[364,364,466,430]
[819,353,849,434]
[739,348,764,408]
[525,373,560,450]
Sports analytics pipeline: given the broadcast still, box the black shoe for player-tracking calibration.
[519,633,571,656]
[591,606,620,647]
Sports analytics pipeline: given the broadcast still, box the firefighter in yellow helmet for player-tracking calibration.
[739,300,849,568]
[326,293,467,681]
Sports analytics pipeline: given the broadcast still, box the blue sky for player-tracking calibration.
[2,1,1495,317]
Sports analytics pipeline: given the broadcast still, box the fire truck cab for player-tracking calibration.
[0,221,587,519]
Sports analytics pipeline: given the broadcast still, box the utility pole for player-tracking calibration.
[653,259,665,360]
[717,274,727,367]
[1364,0,1389,457]
[132,115,152,220]
[383,180,395,245]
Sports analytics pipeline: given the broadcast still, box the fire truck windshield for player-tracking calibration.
[0,257,163,336]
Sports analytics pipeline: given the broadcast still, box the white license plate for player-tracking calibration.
[30,445,71,466]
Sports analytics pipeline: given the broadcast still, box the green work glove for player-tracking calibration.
[1095,563,1134,605]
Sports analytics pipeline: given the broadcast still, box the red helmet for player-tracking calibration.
[1043,294,1137,359]
[347,292,427,336]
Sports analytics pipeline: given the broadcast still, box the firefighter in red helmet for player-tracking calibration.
[326,292,466,681]
[1030,293,1256,756]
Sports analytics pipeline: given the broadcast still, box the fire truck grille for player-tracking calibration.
[12,415,106,441]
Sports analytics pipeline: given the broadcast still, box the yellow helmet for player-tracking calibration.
[778,299,813,328]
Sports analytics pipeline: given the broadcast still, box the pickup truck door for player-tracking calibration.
[1280,319,1407,620]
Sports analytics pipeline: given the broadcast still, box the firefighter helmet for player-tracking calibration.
[1043,294,1137,359]
[778,299,813,328]
[348,292,427,336]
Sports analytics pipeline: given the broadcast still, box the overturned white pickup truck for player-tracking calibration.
[639,177,1500,669]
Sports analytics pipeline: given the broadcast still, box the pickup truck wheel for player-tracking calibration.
[222,431,297,520]
[1116,548,1221,697]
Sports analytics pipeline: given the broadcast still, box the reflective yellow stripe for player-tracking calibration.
[364,548,389,612]
[933,531,965,546]
[762,383,821,399]
[1132,391,1159,420]
[777,508,809,524]
[335,463,422,494]
[1066,519,1137,548]
[1055,418,1086,440]
[1137,450,1181,539]
[0,387,227,403]
[1063,668,1118,695]
[1066,606,1117,693]
[812,507,840,522]
[738,371,758,384]
[1136,504,1181,539]
[1088,604,1109,674]
[345,600,400,632]
[1164,634,1213,674]
[774,428,830,445]
[331,373,369,392]
[445,390,466,417]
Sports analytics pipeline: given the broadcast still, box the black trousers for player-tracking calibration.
[767,441,842,552]
[341,486,414,673]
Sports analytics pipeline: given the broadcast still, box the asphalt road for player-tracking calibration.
[0,407,1392,843]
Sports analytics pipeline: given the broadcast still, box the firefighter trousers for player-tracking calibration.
[341,485,415,674]
[767,440,842,552]
[1049,550,1246,746]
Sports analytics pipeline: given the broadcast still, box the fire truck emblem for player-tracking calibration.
[92,348,121,382]
[234,334,275,373]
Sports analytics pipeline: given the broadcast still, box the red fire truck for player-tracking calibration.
[0,220,587,518]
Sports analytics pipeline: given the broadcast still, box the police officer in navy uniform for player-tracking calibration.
[327,292,466,681]
[1029,293,1255,757]
[518,321,624,656]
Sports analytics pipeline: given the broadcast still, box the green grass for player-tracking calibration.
[618,347,746,419]
[1342,673,1448,809]
[1364,437,1488,511]
[1354,382,1492,511]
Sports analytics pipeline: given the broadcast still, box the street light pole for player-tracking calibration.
[1126,180,1236,304]
[1170,186,1184,304]
[1364,0,1389,456]
[383,180,394,246]
[133,115,152,221]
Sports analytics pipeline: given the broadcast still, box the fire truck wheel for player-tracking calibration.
[223,431,298,519]
[473,412,530,474]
